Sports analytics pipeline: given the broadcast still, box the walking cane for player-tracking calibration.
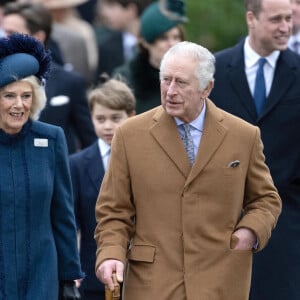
[105,272,120,300]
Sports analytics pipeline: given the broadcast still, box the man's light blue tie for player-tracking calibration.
[181,123,195,165]
[253,57,267,115]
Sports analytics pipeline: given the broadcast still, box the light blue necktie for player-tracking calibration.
[181,123,195,165]
[253,57,267,115]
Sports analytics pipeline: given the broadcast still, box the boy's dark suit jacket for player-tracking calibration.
[39,62,96,154]
[69,142,105,292]
[210,38,300,300]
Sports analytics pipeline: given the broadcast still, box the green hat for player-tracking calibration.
[141,0,187,43]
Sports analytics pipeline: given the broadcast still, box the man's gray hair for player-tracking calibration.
[160,41,215,91]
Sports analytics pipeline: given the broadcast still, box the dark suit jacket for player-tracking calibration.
[39,63,97,154]
[69,142,105,292]
[210,38,300,300]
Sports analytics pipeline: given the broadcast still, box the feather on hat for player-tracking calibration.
[0,33,51,88]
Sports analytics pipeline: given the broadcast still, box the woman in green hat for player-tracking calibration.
[114,0,187,114]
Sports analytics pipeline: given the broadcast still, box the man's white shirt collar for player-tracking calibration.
[244,36,279,69]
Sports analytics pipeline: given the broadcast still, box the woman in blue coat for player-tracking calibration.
[0,33,83,299]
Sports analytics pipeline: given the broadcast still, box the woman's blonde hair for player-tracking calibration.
[21,76,47,120]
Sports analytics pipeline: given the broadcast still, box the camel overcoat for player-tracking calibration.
[95,100,281,300]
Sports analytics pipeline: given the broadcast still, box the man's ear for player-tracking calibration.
[204,80,214,98]
[246,11,256,29]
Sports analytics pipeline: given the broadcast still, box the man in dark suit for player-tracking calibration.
[2,2,97,153]
[39,64,96,153]
[210,0,300,299]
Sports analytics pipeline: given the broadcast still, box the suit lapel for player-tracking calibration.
[150,107,191,178]
[186,100,227,187]
[227,41,258,121]
[260,51,297,119]
[85,142,105,192]
[227,44,298,122]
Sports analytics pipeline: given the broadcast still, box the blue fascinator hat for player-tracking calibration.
[0,33,51,88]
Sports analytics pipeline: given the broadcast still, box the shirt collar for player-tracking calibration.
[244,36,280,69]
[98,138,111,158]
[174,100,206,132]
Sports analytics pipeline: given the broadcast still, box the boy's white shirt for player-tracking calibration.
[97,138,111,170]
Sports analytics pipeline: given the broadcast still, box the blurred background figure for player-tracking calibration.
[113,0,187,114]
[2,1,97,153]
[0,32,83,299]
[77,0,98,24]
[288,0,300,54]
[0,0,16,37]
[42,0,98,83]
[95,0,154,78]
[70,75,136,300]
[28,0,97,84]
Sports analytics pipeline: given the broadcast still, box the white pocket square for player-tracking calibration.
[227,160,240,168]
[49,95,70,106]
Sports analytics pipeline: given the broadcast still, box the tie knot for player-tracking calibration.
[258,57,267,68]
[182,123,191,133]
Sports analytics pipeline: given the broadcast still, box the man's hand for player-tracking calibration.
[96,259,124,291]
[232,227,257,250]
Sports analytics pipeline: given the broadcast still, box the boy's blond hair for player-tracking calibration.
[88,77,136,115]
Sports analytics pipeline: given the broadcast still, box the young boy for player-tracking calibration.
[69,77,136,300]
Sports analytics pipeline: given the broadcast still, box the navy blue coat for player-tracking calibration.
[0,120,83,299]
[39,63,96,154]
[210,39,300,300]
[69,142,105,293]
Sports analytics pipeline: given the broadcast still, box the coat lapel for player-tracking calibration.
[227,41,258,121]
[186,100,227,187]
[260,50,297,120]
[85,142,105,192]
[149,104,227,184]
[227,43,298,122]
[150,107,191,178]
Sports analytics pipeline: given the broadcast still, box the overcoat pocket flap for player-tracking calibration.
[127,245,156,263]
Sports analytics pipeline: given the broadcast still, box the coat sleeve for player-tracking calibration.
[236,127,282,251]
[51,127,84,280]
[94,127,135,270]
